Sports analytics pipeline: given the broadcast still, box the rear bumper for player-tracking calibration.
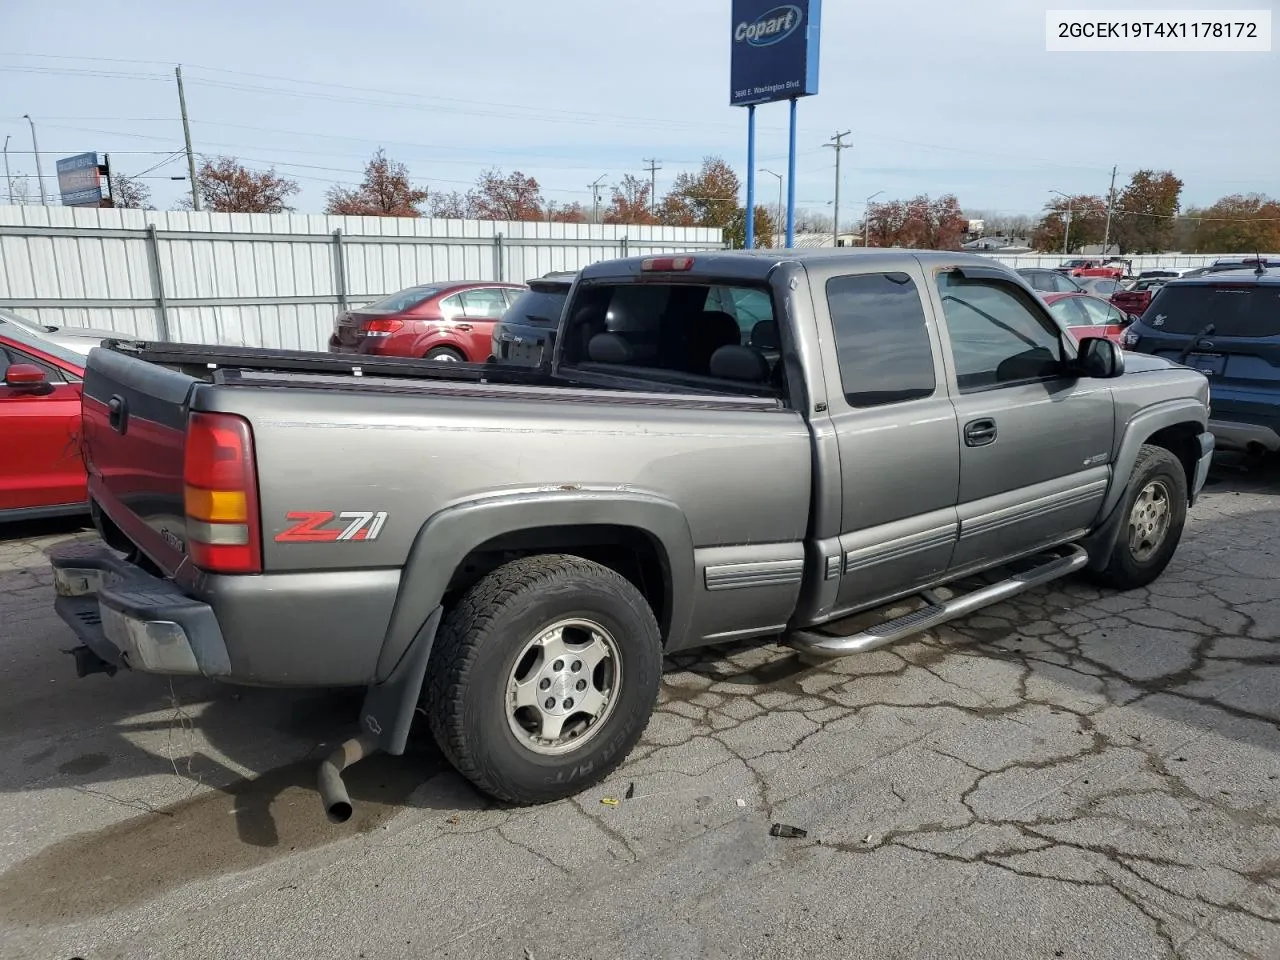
[1191,430,1215,502]
[51,541,231,677]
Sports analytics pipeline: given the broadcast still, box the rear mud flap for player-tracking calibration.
[359,606,442,756]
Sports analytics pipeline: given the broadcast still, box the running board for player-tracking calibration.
[788,544,1089,659]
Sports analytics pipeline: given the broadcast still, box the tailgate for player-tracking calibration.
[82,347,195,575]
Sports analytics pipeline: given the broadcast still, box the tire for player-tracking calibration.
[425,347,464,362]
[424,554,662,804]
[1090,444,1188,590]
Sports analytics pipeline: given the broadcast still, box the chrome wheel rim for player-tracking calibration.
[431,353,458,362]
[1128,479,1171,563]
[506,618,621,756]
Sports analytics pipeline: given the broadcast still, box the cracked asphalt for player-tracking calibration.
[1,460,1277,960]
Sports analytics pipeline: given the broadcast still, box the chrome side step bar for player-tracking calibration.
[788,544,1089,659]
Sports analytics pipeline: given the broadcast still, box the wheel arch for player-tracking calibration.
[376,490,694,681]
[1101,399,1207,519]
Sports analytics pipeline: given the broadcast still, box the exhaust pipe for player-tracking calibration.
[316,733,379,823]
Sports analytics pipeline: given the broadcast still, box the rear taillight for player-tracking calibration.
[360,318,403,337]
[183,412,262,574]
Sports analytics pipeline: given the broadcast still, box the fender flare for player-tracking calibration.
[374,488,696,681]
[1099,398,1208,519]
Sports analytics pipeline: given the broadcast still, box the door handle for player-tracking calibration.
[964,418,997,447]
[455,323,472,331]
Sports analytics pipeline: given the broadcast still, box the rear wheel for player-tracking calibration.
[1090,444,1188,590]
[424,554,662,804]
[425,347,464,362]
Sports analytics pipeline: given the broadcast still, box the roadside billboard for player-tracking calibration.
[56,152,103,207]
[730,0,822,106]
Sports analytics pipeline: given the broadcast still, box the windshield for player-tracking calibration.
[503,288,568,329]
[1146,283,1280,338]
[357,285,446,314]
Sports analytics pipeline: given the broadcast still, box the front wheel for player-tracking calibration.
[1090,444,1188,590]
[424,554,662,804]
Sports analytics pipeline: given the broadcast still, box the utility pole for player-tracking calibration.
[642,158,661,216]
[824,130,851,247]
[175,66,201,211]
[2,135,11,204]
[588,175,607,224]
[1050,189,1072,254]
[1102,164,1118,255]
[22,115,47,204]
[589,175,606,224]
[863,190,884,246]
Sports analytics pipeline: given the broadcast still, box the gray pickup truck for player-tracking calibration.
[51,249,1213,818]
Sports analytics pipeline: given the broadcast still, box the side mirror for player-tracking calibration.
[1125,314,1140,326]
[1076,337,1125,379]
[4,363,49,390]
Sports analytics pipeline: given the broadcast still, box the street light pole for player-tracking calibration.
[22,115,47,205]
[863,190,884,246]
[1049,189,1072,254]
[760,169,783,246]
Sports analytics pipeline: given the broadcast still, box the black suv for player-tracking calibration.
[1124,267,1280,455]
[489,271,575,365]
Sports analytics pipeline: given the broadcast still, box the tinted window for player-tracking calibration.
[0,345,65,382]
[1145,284,1280,338]
[459,288,509,319]
[936,273,1064,392]
[1018,270,1052,293]
[360,285,444,314]
[1075,297,1117,326]
[827,272,935,407]
[503,288,568,329]
[1054,273,1083,292]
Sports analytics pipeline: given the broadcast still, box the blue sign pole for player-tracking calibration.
[745,105,756,249]
[786,98,798,248]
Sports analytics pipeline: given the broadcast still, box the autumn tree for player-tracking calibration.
[864,194,967,249]
[794,208,833,234]
[1187,194,1280,253]
[325,148,428,217]
[181,156,298,213]
[546,201,589,223]
[1112,169,1183,254]
[725,205,779,249]
[186,157,299,213]
[426,190,479,219]
[109,175,153,210]
[1030,194,1107,253]
[472,168,544,221]
[658,157,740,231]
[604,175,657,225]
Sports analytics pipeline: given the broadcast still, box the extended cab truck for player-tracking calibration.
[51,250,1213,817]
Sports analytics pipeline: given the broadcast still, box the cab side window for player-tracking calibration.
[827,272,936,408]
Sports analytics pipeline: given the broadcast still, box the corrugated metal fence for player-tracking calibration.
[985,253,1224,270]
[0,205,724,351]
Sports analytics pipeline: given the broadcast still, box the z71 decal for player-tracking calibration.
[275,511,388,543]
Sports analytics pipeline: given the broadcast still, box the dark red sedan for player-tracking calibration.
[328,281,525,362]
[0,325,88,521]
[1109,277,1166,318]
[1042,292,1134,345]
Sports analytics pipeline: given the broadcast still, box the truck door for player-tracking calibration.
[929,268,1115,571]
[813,263,962,615]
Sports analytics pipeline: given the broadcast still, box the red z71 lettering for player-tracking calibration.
[275,511,387,543]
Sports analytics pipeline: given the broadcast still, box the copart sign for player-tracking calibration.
[730,0,822,106]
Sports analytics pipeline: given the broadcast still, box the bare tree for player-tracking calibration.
[325,148,428,217]
[182,156,299,213]
[110,175,153,210]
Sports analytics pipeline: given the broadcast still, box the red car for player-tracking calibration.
[0,326,88,521]
[328,281,525,361]
[1109,277,1166,318]
[1042,292,1134,345]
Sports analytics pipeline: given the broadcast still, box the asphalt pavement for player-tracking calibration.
[0,459,1277,960]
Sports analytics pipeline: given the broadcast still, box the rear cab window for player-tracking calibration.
[558,278,783,397]
[503,287,570,330]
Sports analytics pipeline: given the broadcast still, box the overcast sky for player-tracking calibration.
[1,0,1275,222]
